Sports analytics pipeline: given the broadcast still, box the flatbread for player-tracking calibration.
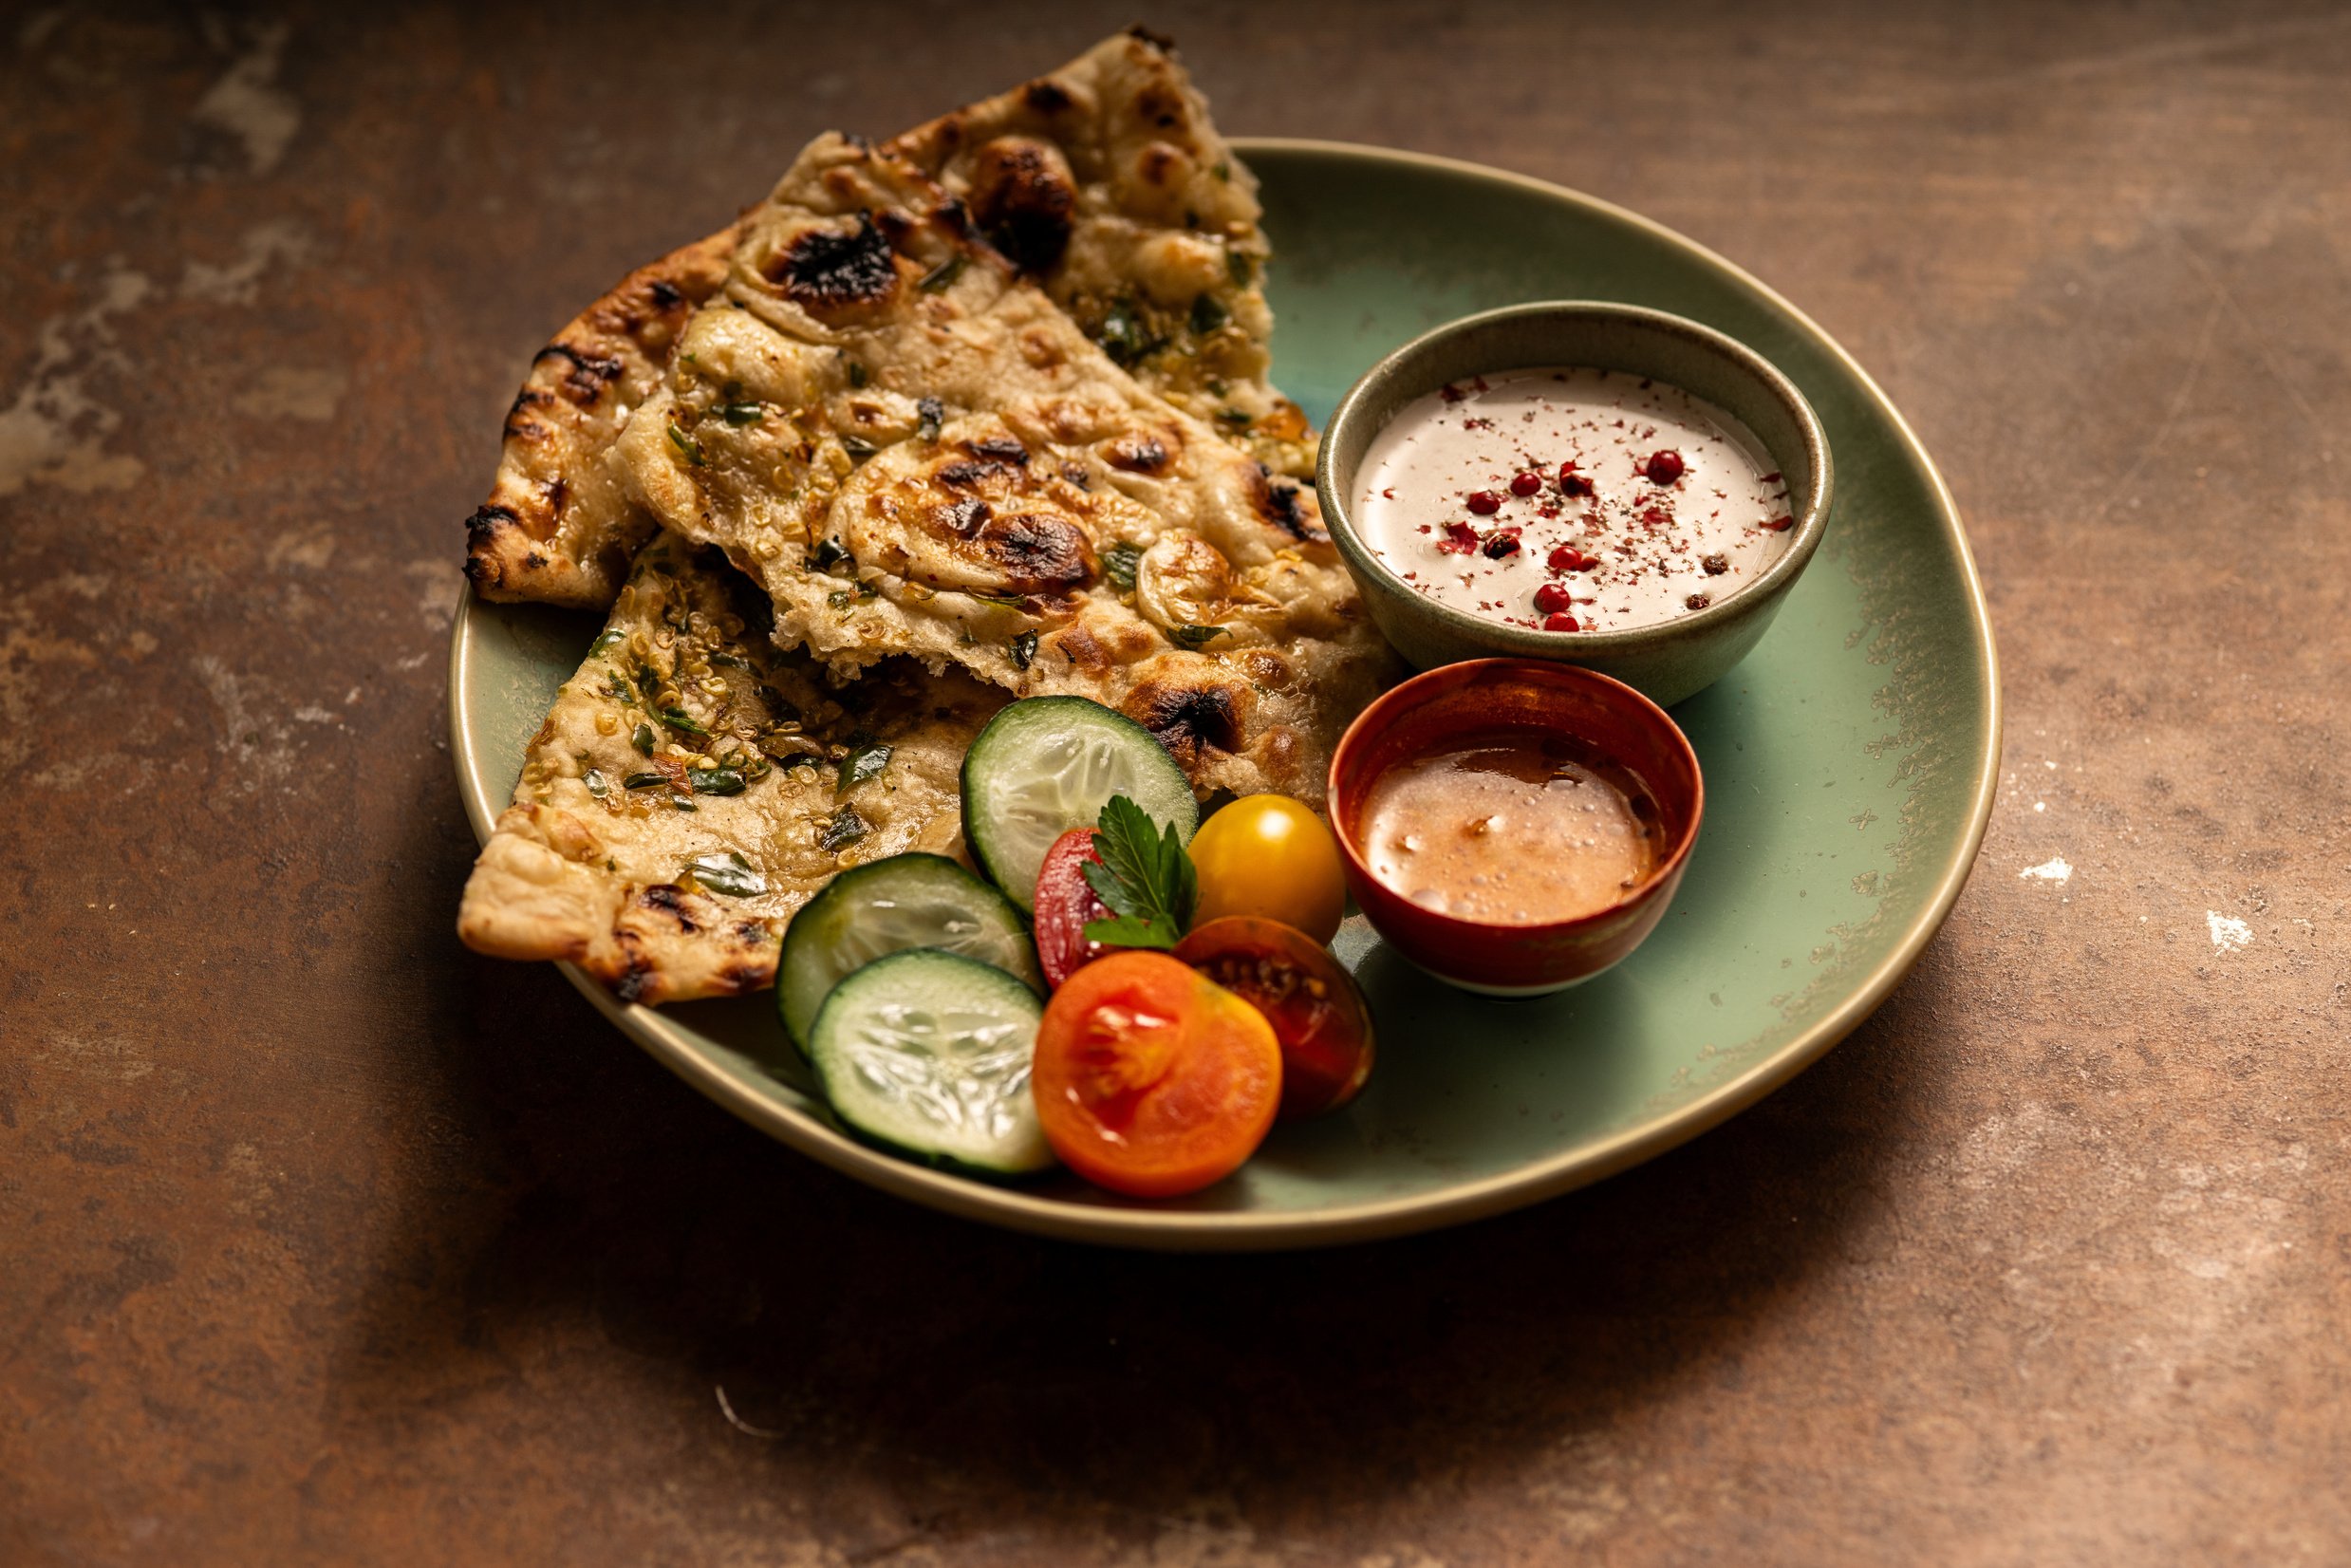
[457,532,1005,1003]
[616,132,1397,804]
[882,27,1315,478]
[464,227,742,608]
[464,28,1310,609]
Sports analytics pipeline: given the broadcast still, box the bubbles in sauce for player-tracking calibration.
[1360,731,1665,925]
[1356,368,1794,634]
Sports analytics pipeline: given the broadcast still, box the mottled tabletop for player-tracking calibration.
[5,3,2347,1563]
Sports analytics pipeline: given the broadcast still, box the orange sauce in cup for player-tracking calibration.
[1359,731,1663,925]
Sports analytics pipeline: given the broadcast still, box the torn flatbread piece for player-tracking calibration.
[457,533,1004,1002]
[883,27,1315,477]
[464,227,743,608]
[617,133,1398,804]
[464,28,1311,608]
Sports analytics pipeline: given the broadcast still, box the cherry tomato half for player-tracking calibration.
[1187,794,1347,944]
[1033,827,1120,989]
[1031,951,1282,1197]
[1173,917,1374,1119]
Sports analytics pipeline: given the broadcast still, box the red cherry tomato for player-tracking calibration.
[1172,917,1374,1120]
[1032,952,1282,1196]
[1033,827,1119,989]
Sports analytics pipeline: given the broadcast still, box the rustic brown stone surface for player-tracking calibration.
[5,3,2347,1562]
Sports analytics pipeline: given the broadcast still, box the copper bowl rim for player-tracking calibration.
[1325,659,1707,945]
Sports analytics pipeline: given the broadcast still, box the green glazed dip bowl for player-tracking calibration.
[1316,301,1834,706]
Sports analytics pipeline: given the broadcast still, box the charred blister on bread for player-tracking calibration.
[967,136,1079,275]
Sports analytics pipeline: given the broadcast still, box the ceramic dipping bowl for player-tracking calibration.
[1316,301,1833,707]
[1327,659,1704,997]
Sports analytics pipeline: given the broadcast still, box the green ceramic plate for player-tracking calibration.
[449,140,1999,1250]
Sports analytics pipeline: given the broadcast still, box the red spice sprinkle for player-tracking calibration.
[1644,450,1686,485]
[1685,592,1712,611]
[1480,530,1521,559]
[1542,612,1581,633]
[1701,552,1729,574]
[1439,383,1466,403]
[1465,490,1502,515]
[1439,519,1479,553]
[1761,514,1795,532]
[1533,582,1575,614]
[1759,471,1782,484]
[1509,471,1542,496]
[1557,465,1595,496]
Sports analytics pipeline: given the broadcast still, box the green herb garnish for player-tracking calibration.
[589,626,625,656]
[1099,298,1156,367]
[915,396,943,442]
[847,360,868,388]
[722,401,764,426]
[687,766,747,796]
[624,772,671,791]
[818,804,870,853]
[630,722,657,756]
[1225,249,1252,287]
[1009,629,1038,670]
[1165,623,1229,650]
[1103,541,1142,591]
[684,851,767,898]
[836,736,892,794]
[1081,794,1198,949]
[666,420,705,466]
[840,434,877,460]
[605,672,634,703]
[584,768,609,798]
[658,706,710,738]
[916,255,966,293]
[1188,293,1227,335]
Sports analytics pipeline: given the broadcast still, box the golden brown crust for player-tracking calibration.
[463,226,742,607]
[463,31,1315,611]
[615,136,1399,806]
[457,533,1005,1002]
[883,29,1316,477]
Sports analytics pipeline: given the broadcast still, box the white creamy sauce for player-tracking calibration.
[1355,368,1794,634]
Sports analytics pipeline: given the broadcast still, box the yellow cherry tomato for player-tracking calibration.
[1187,794,1347,944]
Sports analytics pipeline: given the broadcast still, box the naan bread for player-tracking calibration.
[617,133,1397,803]
[882,27,1315,478]
[457,533,1004,1002]
[464,28,1309,609]
[464,228,742,608]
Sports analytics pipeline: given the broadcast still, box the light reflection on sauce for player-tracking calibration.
[1361,732,1663,925]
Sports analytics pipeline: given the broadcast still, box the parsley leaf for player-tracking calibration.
[1080,794,1196,949]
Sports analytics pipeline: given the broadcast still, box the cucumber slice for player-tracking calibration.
[777,852,1040,1051]
[806,948,1054,1176]
[960,696,1198,909]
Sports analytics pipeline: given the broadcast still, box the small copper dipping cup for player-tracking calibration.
[1327,660,1704,996]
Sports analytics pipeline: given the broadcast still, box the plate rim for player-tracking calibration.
[447,136,2003,1252]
